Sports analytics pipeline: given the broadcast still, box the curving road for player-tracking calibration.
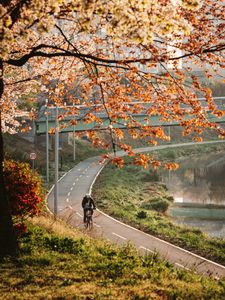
[47,141,225,279]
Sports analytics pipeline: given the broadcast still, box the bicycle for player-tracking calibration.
[85,209,93,230]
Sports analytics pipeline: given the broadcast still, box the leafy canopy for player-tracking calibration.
[1,0,225,168]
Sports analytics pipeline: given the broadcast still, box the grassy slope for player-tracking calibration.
[0,215,225,300]
[93,143,225,266]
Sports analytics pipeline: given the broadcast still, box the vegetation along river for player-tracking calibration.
[161,152,225,238]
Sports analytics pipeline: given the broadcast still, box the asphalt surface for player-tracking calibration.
[47,142,225,279]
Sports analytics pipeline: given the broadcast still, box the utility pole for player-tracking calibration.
[45,100,49,182]
[54,105,59,217]
[73,101,76,161]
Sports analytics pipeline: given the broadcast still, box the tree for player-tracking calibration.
[0,0,224,255]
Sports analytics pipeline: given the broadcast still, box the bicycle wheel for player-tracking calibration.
[85,211,93,229]
[88,216,93,230]
[85,216,92,229]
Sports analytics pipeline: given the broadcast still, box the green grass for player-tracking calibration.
[0,215,225,300]
[92,144,225,266]
[153,143,225,162]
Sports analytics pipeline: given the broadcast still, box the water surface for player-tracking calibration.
[160,152,225,238]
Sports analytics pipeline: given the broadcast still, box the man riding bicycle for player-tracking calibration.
[82,194,96,223]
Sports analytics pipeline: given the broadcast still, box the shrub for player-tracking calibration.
[141,198,170,213]
[166,195,174,202]
[3,159,45,235]
[136,210,147,219]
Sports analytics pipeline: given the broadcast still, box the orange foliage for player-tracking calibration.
[70,119,77,126]
[111,157,124,168]
[120,144,135,156]
[1,0,225,172]
[164,162,179,170]
[134,153,150,169]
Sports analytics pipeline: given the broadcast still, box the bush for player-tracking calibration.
[166,195,174,202]
[141,198,170,213]
[136,210,147,219]
[3,159,45,235]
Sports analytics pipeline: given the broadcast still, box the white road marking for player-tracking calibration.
[70,187,73,191]
[94,224,101,228]
[76,212,83,218]
[73,182,76,186]
[66,198,69,202]
[68,205,73,210]
[175,262,191,271]
[68,192,71,196]
[139,246,155,254]
[76,178,79,181]
[112,232,127,240]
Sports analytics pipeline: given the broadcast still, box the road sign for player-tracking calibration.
[30,152,36,160]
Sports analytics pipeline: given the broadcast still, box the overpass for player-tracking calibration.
[35,97,225,134]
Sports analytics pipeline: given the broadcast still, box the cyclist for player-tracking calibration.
[82,193,96,223]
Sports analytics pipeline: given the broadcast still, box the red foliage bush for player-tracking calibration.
[3,160,45,235]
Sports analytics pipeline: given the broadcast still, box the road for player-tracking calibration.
[47,141,225,279]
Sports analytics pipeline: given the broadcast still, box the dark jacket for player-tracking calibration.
[82,195,96,210]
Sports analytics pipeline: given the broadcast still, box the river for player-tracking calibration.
[161,151,225,239]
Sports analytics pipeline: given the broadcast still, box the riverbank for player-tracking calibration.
[92,142,225,266]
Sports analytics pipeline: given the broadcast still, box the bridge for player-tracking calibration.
[35,97,225,134]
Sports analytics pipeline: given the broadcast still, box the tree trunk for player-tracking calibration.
[0,60,19,257]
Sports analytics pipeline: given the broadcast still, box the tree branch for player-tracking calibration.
[4,39,225,68]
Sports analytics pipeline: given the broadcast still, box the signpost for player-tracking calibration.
[45,100,49,182]
[73,102,76,161]
[30,152,36,172]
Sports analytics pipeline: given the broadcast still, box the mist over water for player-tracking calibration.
[160,152,225,238]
